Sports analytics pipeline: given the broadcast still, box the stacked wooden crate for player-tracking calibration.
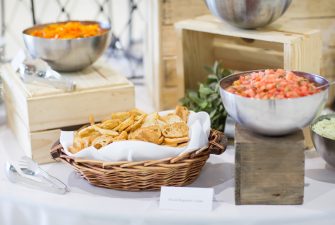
[145,0,335,109]
[1,63,135,163]
[145,0,209,110]
[174,15,321,148]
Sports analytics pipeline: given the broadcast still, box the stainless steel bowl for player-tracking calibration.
[311,114,335,167]
[205,0,292,29]
[22,21,111,72]
[219,70,329,136]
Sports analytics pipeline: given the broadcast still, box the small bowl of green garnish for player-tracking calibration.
[311,114,335,167]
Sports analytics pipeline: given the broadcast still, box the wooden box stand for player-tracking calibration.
[1,62,135,163]
[235,125,305,205]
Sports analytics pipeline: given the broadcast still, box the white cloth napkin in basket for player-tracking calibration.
[60,111,211,162]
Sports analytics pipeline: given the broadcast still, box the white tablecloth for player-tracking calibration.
[0,107,335,225]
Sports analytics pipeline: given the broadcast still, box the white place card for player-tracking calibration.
[11,50,26,72]
[159,186,214,212]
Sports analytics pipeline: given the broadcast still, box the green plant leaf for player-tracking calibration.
[199,85,212,97]
[180,61,232,131]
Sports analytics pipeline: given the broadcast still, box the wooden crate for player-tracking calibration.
[175,15,321,91]
[235,125,305,205]
[144,0,209,110]
[175,15,322,148]
[144,0,335,109]
[1,63,135,163]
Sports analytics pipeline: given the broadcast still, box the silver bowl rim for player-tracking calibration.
[219,69,329,102]
[204,0,293,29]
[310,113,335,141]
[22,20,111,41]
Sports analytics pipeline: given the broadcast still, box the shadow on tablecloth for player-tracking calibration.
[306,164,335,184]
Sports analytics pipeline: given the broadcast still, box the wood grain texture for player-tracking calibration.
[6,99,32,158]
[161,26,178,56]
[27,84,134,131]
[284,0,335,18]
[175,15,306,43]
[235,125,305,205]
[8,62,129,97]
[1,64,135,132]
[31,129,61,164]
[179,29,214,91]
[161,0,209,25]
[7,105,63,164]
[145,0,335,109]
[175,14,322,80]
[1,63,135,163]
[162,57,178,87]
[161,86,181,109]
[213,40,284,71]
[145,0,209,110]
[272,0,335,103]
[175,15,320,148]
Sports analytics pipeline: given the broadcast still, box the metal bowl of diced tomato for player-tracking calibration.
[219,69,329,136]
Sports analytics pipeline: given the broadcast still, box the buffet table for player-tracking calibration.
[0,104,335,225]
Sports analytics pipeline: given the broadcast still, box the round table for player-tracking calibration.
[0,106,335,225]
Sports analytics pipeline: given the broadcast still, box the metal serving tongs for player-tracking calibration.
[18,156,69,192]
[5,161,68,194]
[19,57,76,92]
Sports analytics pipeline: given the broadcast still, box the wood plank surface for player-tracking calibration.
[284,0,335,18]
[27,84,135,131]
[178,29,214,91]
[5,61,130,97]
[7,104,64,164]
[273,18,335,47]
[161,0,209,25]
[162,57,178,87]
[175,15,306,44]
[31,129,61,164]
[175,14,322,91]
[145,0,209,110]
[235,125,305,205]
[6,100,32,158]
[146,0,335,109]
[213,41,284,71]
[161,86,181,109]
[161,26,178,56]
[1,64,135,132]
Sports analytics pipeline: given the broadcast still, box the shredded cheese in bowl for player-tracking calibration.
[28,21,105,39]
[312,117,335,140]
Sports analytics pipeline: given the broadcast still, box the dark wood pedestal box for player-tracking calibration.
[235,125,305,205]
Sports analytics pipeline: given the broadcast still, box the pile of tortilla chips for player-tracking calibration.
[69,106,190,153]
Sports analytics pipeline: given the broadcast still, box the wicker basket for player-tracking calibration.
[50,130,227,191]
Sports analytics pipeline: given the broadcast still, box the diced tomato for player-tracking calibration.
[226,69,320,99]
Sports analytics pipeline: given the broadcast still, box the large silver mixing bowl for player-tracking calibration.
[205,0,292,29]
[311,114,335,168]
[219,70,329,136]
[23,21,111,72]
